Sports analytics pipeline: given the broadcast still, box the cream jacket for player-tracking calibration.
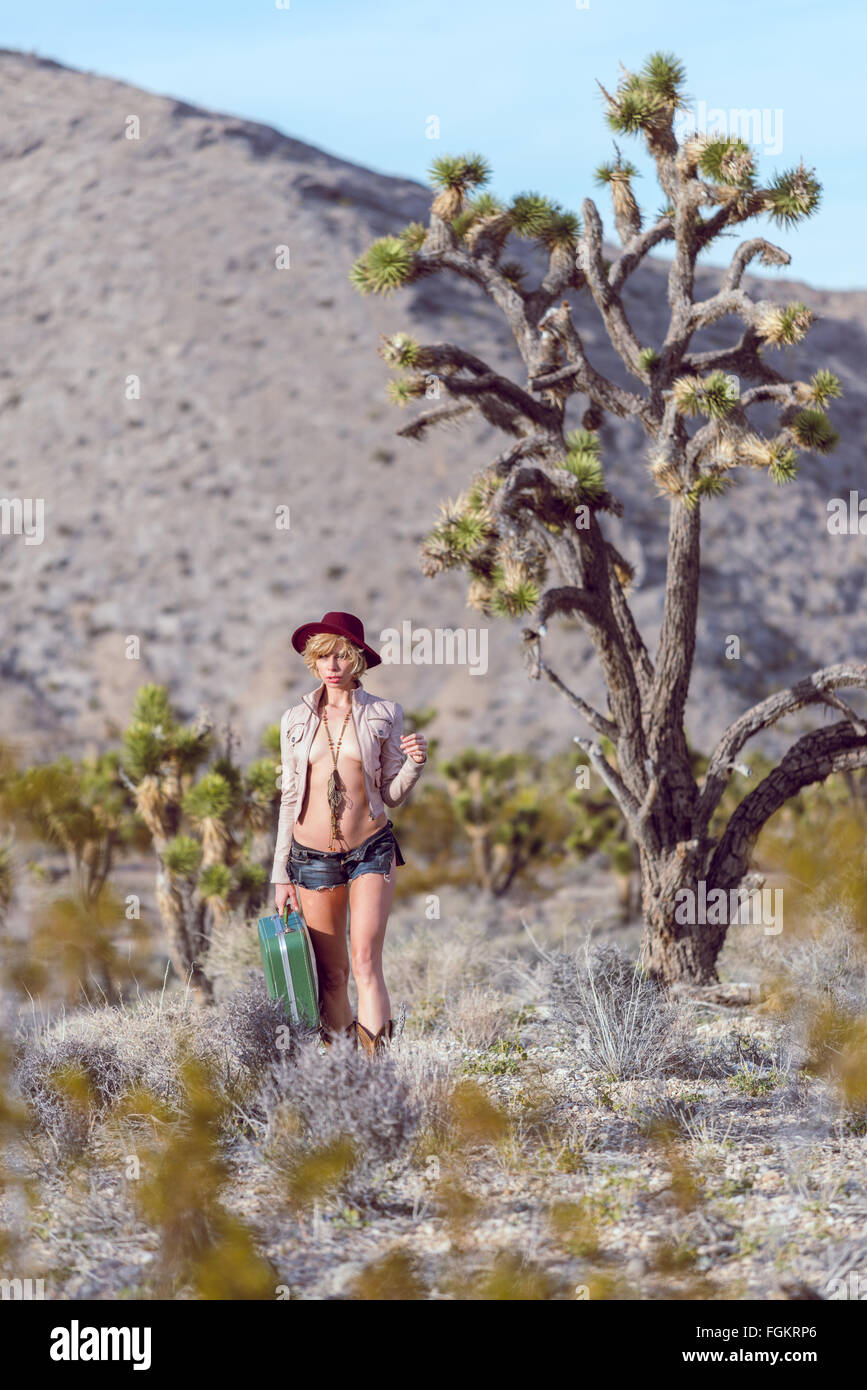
[270,681,426,883]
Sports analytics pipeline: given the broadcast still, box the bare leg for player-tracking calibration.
[348,851,397,1035]
[296,881,352,1031]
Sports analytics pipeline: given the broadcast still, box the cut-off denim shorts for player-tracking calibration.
[288,820,406,892]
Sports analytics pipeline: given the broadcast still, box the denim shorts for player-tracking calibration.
[288,820,405,892]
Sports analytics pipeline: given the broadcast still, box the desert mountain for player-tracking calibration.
[0,48,864,768]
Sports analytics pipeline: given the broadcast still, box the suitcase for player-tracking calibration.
[257,902,320,1027]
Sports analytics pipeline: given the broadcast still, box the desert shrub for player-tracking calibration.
[630,1093,701,1140]
[542,941,699,1079]
[385,918,495,1033]
[444,985,514,1050]
[15,1035,132,1161]
[762,909,867,1125]
[205,911,264,995]
[133,1050,276,1299]
[209,974,304,1076]
[255,1035,422,1207]
[392,1045,458,1152]
[15,981,302,1158]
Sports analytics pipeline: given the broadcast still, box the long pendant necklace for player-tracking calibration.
[323,704,352,850]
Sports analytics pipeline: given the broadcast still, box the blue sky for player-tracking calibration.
[2,0,863,288]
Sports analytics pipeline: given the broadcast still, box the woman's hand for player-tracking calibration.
[400,732,427,764]
[275,881,299,914]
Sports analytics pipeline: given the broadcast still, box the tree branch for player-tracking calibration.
[707,719,867,895]
[521,628,618,739]
[695,663,867,835]
[574,736,643,831]
[396,400,474,440]
[579,199,644,378]
[608,216,676,293]
[721,237,792,292]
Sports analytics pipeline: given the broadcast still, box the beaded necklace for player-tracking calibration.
[322,702,353,850]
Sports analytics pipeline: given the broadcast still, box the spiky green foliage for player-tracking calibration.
[698,137,755,187]
[122,685,210,781]
[790,408,839,455]
[604,53,687,137]
[768,445,799,485]
[428,153,491,193]
[398,221,427,252]
[386,375,426,407]
[509,192,560,238]
[234,860,269,898]
[380,332,421,369]
[1,753,138,905]
[445,512,493,556]
[699,371,739,419]
[638,347,659,370]
[558,430,605,499]
[348,236,414,296]
[183,773,234,823]
[438,749,553,894]
[764,163,821,227]
[244,757,279,803]
[535,207,581,250]
[163,835,202,878]
[808,370,842,408]
[130,684,174,729]
[673,370,739,419]
[490,578,540,618]
[641,51,687,103]
[570,428,600,452]
[606,87,660,135]
[684,471,733,509]
[465,192,505,221]
[594,159,640,185]
[450,207,477,240]
[199,863,232,901]
[757,301,814,348]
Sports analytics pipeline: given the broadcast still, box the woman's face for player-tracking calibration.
[316,645,356,688]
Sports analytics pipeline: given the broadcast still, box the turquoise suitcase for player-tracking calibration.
[257,902,320,1027]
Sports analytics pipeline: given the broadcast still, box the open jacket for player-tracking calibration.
[270,680,426,883]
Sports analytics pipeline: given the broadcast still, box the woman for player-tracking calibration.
[271,611,427,1057]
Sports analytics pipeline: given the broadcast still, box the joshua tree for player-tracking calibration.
[350,52,867,982]
[0,751,137,908]
[440,749,554,895]
[120,685,272,1004]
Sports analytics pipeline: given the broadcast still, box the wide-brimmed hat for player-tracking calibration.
[290,610,382,668]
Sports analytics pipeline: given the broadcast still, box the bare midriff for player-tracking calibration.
[292,699,388,852]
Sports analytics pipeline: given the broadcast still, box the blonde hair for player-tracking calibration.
[302,632,367,678]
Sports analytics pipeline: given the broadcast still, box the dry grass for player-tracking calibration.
[3,899,865,1300]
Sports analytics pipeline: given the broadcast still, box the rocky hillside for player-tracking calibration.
[1,48,864,768]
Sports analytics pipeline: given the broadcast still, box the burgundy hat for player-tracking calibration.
[290,610,382,668]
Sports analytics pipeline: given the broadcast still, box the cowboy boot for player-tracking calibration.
[319,1021,359,1050]
[355,1018,393,1059]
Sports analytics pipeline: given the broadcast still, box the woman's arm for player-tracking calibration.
[380,703,426,807]
[271,711,300,885]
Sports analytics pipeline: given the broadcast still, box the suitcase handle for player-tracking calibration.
[280,901,305,932]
